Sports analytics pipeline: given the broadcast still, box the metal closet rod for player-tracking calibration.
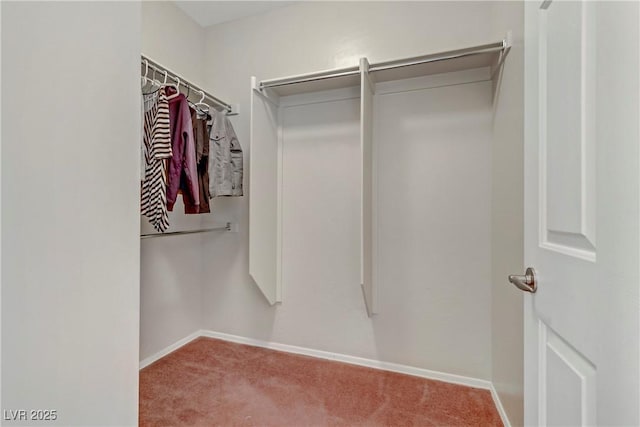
[141,54,234,115]
[141,222,232,239]
[259,39,507,90]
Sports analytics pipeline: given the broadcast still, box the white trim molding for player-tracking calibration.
[489,384,513,427]
[139,331,201,369]
[200,329,492,390]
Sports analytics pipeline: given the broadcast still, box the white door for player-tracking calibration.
[523,1,639,426]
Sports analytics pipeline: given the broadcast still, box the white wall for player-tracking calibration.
[490,2,525,425]
[142,1,206,88]
[0,1,3,412]
[200,2,500,380]
[139,1,209,361]
[1,2,140,425]
[374,80,493,377]
[593,3,639,422]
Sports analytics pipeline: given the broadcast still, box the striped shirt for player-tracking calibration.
[141,87,172,232]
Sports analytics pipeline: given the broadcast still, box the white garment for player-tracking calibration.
[208,110,243,197]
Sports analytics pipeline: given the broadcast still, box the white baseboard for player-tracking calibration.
[139,330,201,369]
[140,328,512,427]
[199,329,492,390]
[489,384,512,427]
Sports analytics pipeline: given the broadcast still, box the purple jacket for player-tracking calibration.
[166,88,199,212]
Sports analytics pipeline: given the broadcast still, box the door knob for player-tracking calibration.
[508,267,537,293]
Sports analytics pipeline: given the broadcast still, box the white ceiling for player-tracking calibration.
[174,1,296,28]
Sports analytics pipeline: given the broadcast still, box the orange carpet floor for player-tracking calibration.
[139,337,502,426]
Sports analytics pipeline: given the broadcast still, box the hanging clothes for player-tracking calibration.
[141,87,172,232]
[189,108,212,213]
[166,87,200,213]
[208,110,243,197]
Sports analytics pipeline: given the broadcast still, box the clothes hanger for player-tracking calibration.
[194,90,210,115]
[141,60,148,87]
[165,74,181,99]
[150,68,161,88]
[186,85,196,108]
[187,86,206,117]
[142,61,162,94]
[165,76,180,93]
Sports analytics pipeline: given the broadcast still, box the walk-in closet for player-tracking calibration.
[138,2,523,425]
[3,1,640,426]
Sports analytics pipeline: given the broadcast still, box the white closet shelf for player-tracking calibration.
[260,66,360,97]
[370,43,504,83]
[258,37,510,97]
